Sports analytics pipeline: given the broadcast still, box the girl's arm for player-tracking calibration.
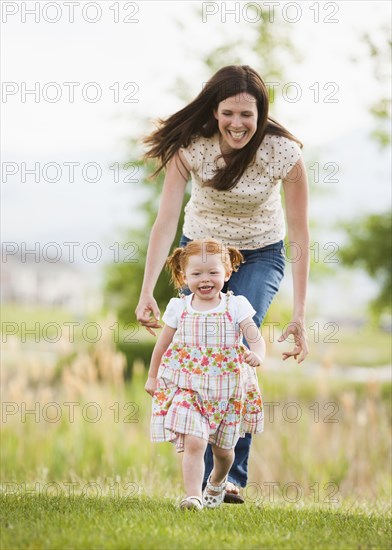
[145,324,177,396]
[239,317,266,367]
[135,151,190,336]
[281,156,310,363]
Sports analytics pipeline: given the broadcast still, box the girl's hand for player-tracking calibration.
[145,376,158,396]
[135,295,162,336]
[278,320,309,363]
[243,350,263,367]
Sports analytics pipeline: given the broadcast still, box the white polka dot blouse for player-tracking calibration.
[179,132,302,250]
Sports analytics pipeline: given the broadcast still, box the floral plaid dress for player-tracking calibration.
[151,292,264,452]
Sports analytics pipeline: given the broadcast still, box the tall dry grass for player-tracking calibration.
[1,318,391,506]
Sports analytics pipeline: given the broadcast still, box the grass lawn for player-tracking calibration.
[1,496,391,550]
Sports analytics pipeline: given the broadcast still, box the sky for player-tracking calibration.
[1,0,391,316]
[2,1,390,153]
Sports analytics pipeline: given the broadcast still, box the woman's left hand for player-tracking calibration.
[278,320,308,363]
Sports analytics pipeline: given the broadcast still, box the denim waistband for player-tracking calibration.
[178,234,283,253]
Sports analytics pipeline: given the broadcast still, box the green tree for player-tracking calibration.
[104,151,189,325]
[339,28,391,321]
[362,28,392,147]
[339,211,392,317]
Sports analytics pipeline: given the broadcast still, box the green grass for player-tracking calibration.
[2,304,391,549]
[1,496,391,550]
[2,371,391,501]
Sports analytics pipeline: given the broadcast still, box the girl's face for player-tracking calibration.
[213,92,258,154]
[183,253,231,302]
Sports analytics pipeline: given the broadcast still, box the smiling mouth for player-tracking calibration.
[199,286,213,292]
[228,130,247,140]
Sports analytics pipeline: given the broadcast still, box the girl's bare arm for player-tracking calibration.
[239,317,266,366]
[145,324,177,395]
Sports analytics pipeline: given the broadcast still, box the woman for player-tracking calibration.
[135,65,309,503]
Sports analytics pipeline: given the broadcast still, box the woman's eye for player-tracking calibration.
[221,112,252,117]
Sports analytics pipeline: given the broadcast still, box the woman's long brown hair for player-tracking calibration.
[143,65,303,191]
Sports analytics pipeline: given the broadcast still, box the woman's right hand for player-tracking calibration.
[135,295,162,336]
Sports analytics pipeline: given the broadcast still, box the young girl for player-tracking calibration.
[145,238,265,510]
[136,64,310,502]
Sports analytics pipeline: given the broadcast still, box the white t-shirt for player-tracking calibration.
[162,292,256,329]
[180,132,302,250]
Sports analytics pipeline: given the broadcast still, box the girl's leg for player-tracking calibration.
[203,444,234,507]
[183,434,208,498]
[208,444,235,485]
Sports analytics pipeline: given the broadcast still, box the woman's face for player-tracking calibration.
[213,92,258,154]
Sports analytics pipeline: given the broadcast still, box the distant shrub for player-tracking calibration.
[117,340,154,379]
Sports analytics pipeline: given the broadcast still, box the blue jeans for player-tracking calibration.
[178,235,286,488]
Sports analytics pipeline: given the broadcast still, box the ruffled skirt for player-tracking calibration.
[151,344,264,452]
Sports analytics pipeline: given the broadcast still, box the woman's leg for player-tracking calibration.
[183,434,208,498]
[225,433,251,488]
[229,241,286,331]
[204,240,286,491]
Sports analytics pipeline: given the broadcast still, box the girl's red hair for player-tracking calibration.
[166,238,244,289]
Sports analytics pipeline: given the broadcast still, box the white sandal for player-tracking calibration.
[202,475,227,508]
[179,496,203,510]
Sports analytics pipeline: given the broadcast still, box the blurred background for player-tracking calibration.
[1,1,391,506]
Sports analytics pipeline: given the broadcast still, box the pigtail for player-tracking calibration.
[165,247,186,289]
[227,247,244,272]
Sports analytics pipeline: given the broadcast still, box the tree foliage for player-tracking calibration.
[103,153,190,324]
[362,29,392,148]
[339,211,392,317]
[339,29,391,320]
